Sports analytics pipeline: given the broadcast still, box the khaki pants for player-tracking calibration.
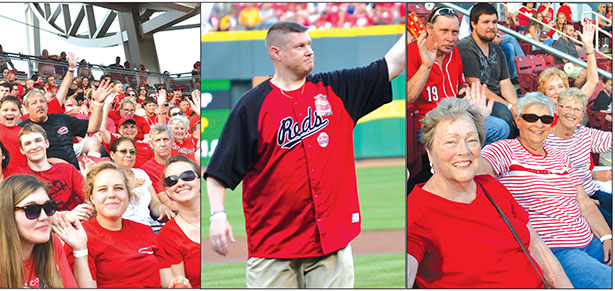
[246,244,354,288]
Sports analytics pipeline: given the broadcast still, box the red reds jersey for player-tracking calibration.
[205,59,392,258]
[407,42,466,129]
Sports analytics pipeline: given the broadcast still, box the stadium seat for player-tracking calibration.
[587,110,611,132]
[515,55,536,94]
[407,103,425,182]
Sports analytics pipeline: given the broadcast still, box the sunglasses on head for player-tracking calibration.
[15,200,57,220]
[429,7,458,23]
[520,113,554,124]
[164,170,198,187]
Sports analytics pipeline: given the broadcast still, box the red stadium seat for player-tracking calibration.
[407,103,426,182]
[515,55,537,94]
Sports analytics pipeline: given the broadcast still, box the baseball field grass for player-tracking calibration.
[201,164,406,288]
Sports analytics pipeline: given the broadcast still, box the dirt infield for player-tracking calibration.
[202,229,405,263]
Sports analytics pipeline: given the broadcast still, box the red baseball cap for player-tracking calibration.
[118,117,136,126]
[8,70,16,75]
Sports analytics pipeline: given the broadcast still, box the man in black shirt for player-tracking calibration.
[19,79,114,169]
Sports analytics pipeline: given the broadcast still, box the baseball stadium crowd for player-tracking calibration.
[407,3,612,289]
[205,2,406,32]
[0,49,200,288]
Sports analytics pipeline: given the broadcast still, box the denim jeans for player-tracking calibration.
[490,102,516,139]
[499,34,525,80]
[484,116,510,145]
[551,237,612,288]
[591,190,612,228]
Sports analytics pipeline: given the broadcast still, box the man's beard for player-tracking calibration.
[477,31,496,43]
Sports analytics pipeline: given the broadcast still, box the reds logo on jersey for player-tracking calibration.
[277,107,329,149]
[57,126,69,135]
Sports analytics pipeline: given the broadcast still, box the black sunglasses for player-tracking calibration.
[118,149,136,155]
[429,7,458,23]
[15,200,57,220]
[164,170,198,187]
[520,113,554,124]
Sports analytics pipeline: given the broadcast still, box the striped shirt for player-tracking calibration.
[543,125,612,196]
[482,138,593,248]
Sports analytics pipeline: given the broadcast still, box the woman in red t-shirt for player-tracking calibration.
[65,162,189,288]
[169,116,198,162]
[0,175,88,288]
[514,2,536,29]
[160,155,201,288]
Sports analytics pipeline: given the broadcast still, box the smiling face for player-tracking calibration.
[110,140,136,170]
[163,161,199,205]
[543,75,567,106]
[428,115,481,187]
[279,31,314,77]
[118,121,138,140]
[119,102,135,118]
[0,100,21,127]
[556,98,585,130]
[90,168,130,221]
[19,131,49,163]
[516,104,552,152]
[472,13,498,42]
[170,121,187,142]
[14,188,52,247]
[427,15,460,56]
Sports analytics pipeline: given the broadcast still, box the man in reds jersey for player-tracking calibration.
[205,21,405,288]
[407,7,509,145]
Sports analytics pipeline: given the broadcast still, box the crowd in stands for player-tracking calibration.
[407,3,612,288]
[205,2,406,32]
[0,50,201,288]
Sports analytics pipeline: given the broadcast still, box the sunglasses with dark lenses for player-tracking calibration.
[164,170,198,187]
[15,200,57,220]
[520,113,554,124]
[429,7,458,23]
[118,149,137,155]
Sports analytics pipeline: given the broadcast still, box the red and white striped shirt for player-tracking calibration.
[544,125,612,196]
[482,138,593,249]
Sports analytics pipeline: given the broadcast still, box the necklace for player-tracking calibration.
[178,213,200,229]
[272,78,306,99]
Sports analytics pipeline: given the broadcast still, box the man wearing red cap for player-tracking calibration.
[100,116,153,168]
[107,98,150,140]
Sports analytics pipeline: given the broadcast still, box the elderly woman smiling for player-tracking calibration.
[543,88,612,227]
[479,92,612,288]
[407,91,570,288]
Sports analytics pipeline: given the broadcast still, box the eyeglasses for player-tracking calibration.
[559,105,584,114]
[15,200,57,220]
[128,93,136,97]
[118,149,136,155]
[520,113,554,124]
[164,170,198,187]
[429,7,458,23]
[171,112,181,117]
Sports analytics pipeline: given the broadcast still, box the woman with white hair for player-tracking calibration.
[543,88,612,227]
[168,116,197,161]
[479,92,612,288]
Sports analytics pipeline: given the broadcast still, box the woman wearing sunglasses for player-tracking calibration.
[479,93,612,288]
[158,155,200,288]
[0,175,91,288]
[108,137,174,229]
[64,162,189,288]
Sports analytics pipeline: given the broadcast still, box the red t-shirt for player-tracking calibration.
[65,218,164,288]
[172,135,197,162]
[6,163,86,211]
[407,175,544,288]
[557,5,572,22]
[518,6,536,27]
[407,42,466,129]
[108,110,151,140]
[0,124,28,168]
[103,133,153,168]
[24,235,78,288]
[140,158,165,194]
[537,5,554,24]
[158,218,200,288]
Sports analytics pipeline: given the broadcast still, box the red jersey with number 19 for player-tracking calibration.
[205,59,392,259]
[407,42,465,129]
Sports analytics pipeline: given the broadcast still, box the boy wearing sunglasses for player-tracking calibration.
[7,123,94,222]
